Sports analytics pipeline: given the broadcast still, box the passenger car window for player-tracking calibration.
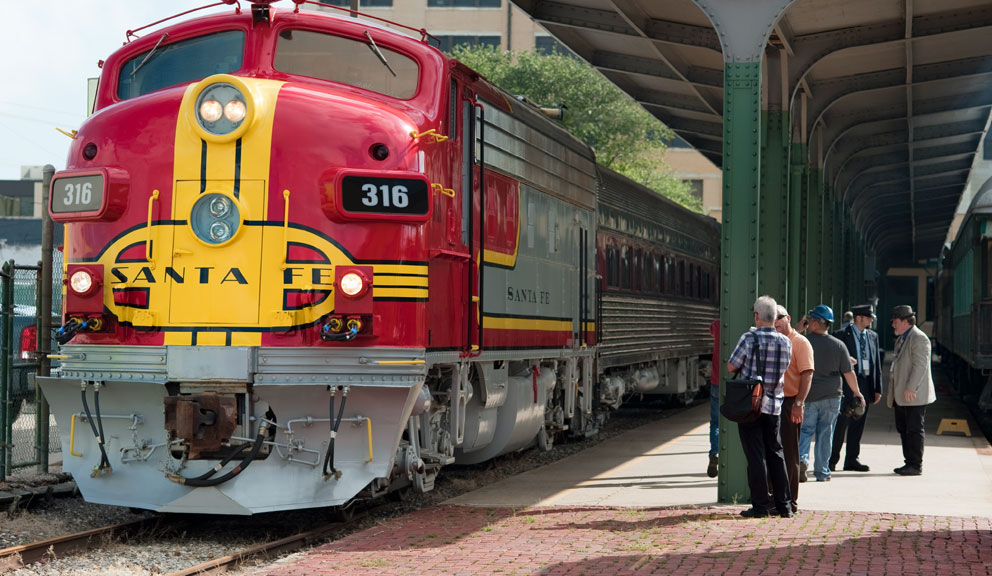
[274,29,419,99]
[117,31,245,100]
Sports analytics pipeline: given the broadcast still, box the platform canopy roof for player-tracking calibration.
[511,0,992,267]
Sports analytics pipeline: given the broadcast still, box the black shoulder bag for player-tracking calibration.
[720,332,765,424]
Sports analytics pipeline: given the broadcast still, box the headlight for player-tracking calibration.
[69,271,93,294]
[199,99,223,123]
[195,82,247,136]
[190,193,240,246]
[339,273,365,296]
[224,99,247,123]
[209,196,231,218]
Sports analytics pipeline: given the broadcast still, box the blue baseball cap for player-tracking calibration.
[809,304,834,323]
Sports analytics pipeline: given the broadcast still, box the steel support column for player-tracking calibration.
[718,61,762,504]
[759,110,789,300]
[788,142,806,314]
[822,193,836,309]
[806,168,824,306]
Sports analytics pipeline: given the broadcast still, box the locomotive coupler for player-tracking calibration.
[164,395,238,459]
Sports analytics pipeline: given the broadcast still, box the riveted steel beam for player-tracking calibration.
[687,65,725,88]
[528,0,723,52]
[823,91,992,170]
[590,50,684,83]
[838,140,979,201]
[652,112,724,140]
[759,109,789,299]
[717,61,762,505]
[786,5,992,109]
[830,120,986,193]
[626,86,717,115]
[807,56,992,140]
[854,176,967,235]
[788,142,806,313]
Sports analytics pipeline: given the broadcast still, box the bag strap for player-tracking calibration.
[748,331,765,380]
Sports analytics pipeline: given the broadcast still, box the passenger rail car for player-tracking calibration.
[42,1,718,514]
[935,183,992,407]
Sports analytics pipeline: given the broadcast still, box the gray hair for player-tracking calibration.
[776,304,789,319]
[754,295,777,323]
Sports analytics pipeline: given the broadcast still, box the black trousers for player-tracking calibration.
[739,412,791,512]
[830,402,870,466]
[779,396,800,510]
[893,402,927,469]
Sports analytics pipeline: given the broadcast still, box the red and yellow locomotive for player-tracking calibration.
[43,1,718,514]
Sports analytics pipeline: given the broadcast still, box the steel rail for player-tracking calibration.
[0,517,156,573]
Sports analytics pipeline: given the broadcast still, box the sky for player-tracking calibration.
[0,1,236,181]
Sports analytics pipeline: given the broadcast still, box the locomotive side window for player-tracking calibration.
[275,29,419,99]
[117,31,245,100]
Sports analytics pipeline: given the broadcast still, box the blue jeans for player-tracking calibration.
[709,384,719,457]
[798,396,841,480]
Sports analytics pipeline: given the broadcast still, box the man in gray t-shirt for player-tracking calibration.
[796,305,864,482]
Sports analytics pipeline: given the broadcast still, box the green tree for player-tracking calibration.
[450,45,700,212]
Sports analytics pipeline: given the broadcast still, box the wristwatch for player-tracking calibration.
[794,400,805,407]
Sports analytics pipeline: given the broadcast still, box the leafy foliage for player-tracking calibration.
[450,45,701,212]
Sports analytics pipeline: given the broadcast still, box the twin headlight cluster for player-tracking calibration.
[191,193,240,245]
[194,82,248,136]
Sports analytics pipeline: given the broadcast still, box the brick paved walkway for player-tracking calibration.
[253,505,992,575]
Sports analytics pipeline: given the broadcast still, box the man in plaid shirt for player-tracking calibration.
[727,295,793,518]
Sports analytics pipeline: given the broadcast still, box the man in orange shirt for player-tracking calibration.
[774,305,814,513]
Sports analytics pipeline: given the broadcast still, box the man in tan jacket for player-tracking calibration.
[887,305,936,476]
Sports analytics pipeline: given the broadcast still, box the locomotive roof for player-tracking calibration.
[96,4,445,111]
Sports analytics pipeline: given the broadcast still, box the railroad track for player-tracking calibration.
[0,517,158,573]
[0,505,366,576]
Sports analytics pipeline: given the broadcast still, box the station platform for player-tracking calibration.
[254,363,992,575]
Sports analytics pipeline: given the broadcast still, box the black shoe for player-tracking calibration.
[798,462,807,483]
[740,507,771,518]
[777,507,795,518]
[828,458,838,472]
[707,454,718,478]
[894,466,922,476]
[843,462,870,472]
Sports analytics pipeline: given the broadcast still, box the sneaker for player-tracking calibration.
[843,461,870,472]
[798,462,807,483]
[740,507,770,518]
[707,454,719,478]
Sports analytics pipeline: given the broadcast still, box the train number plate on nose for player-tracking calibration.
[341,176,429,217]
[51,174,105,214]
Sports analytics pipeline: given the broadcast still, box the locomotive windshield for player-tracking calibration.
[117,30,245,100]
[274,29,419,99]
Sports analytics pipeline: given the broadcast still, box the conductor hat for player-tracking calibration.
[891,305,916,320]
[851,304,876,319]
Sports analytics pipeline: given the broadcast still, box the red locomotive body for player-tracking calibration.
[40,2,714,514]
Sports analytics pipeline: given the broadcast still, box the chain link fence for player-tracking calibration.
[1,252,63,481]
